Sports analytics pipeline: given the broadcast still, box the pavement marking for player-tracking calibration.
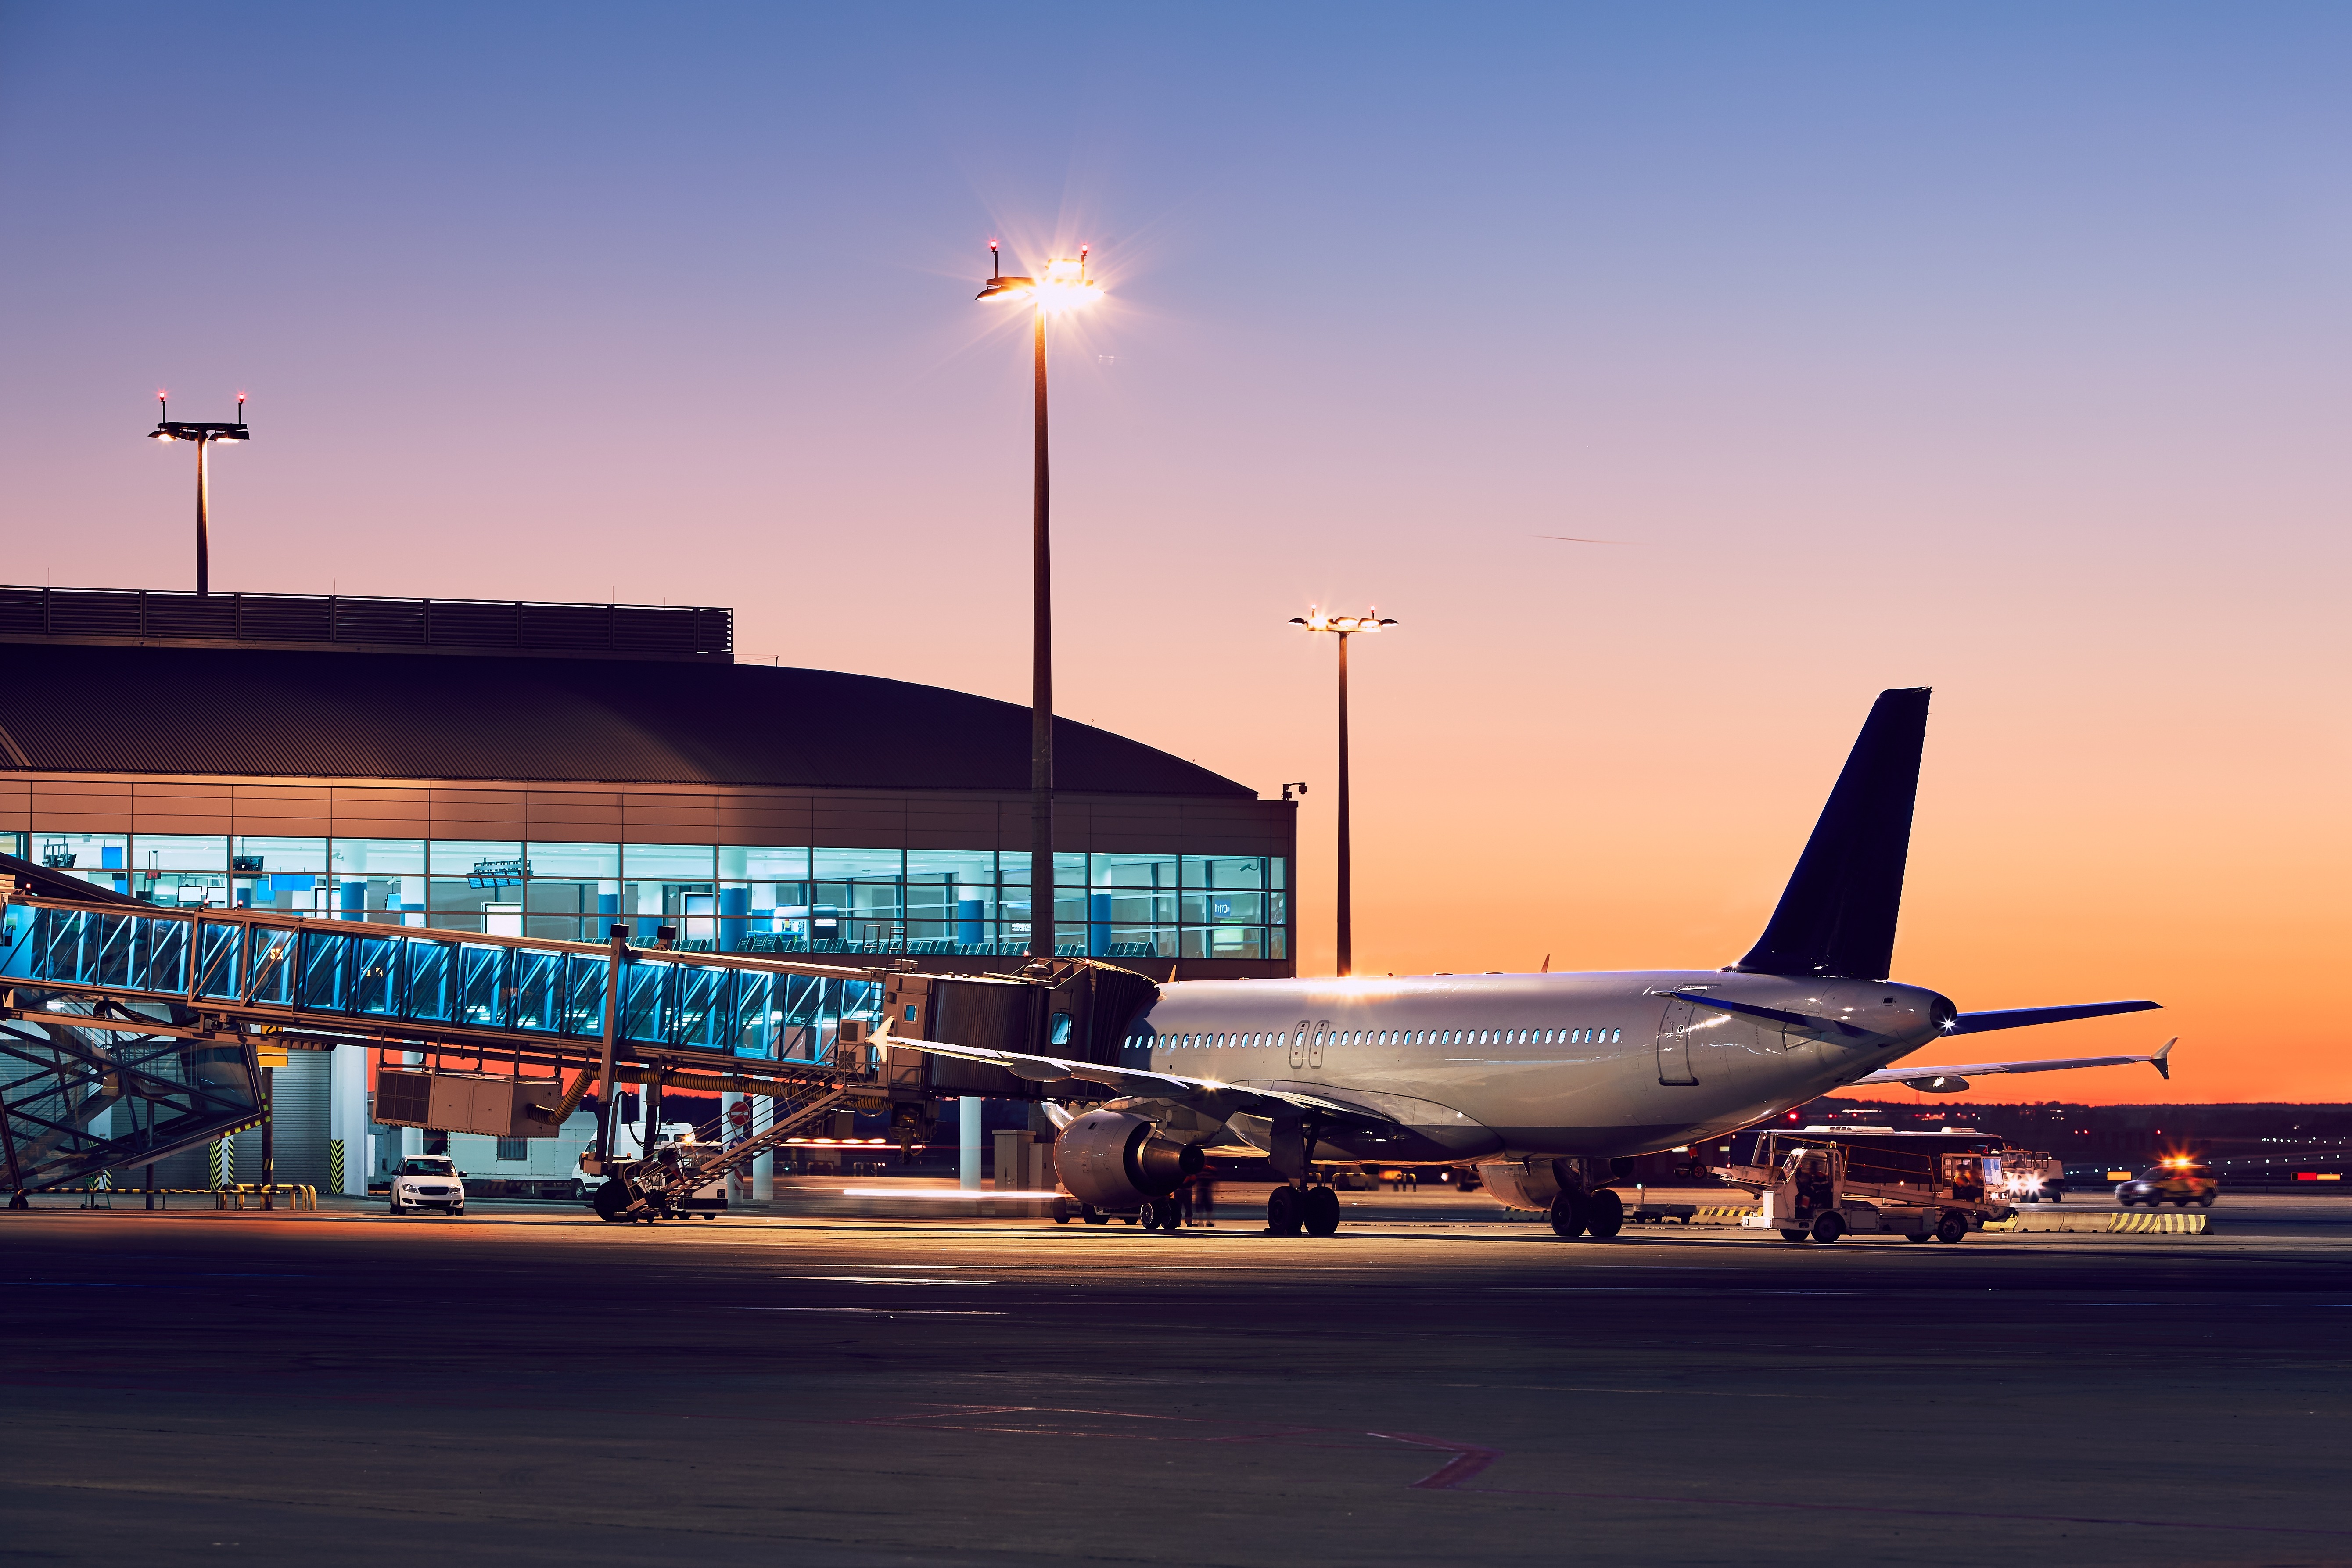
[772,1276,993,1286]
[725,1305,1005,1316]
[1502,1286,1865,1296]
[1370,1430,1500,1489]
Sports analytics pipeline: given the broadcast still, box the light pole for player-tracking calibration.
[977,244,1101,962]
[1287,608,1397,977]
[147,393,250,596]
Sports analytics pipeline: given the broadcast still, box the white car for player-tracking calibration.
[389,1155,467,1216]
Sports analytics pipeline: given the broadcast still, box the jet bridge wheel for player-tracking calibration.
[591,1181,635,1224]
[1302,1185,1341,1237]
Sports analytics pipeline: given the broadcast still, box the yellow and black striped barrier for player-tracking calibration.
[1984,1209,2209,1235]
[1626,1204,1756,1225]
[47,1184,318,1211]
[216,1184,319,1211]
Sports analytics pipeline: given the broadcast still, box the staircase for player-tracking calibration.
[618,1077,851,1216]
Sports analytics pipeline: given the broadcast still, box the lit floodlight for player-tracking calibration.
[146,392,252,596]
[1286,607,1400,977]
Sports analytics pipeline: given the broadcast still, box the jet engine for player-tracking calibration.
[1055,1109,1203,1209]
[1480,1158,1567,1213]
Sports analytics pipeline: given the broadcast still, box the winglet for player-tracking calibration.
[2153,1037,2176,1080]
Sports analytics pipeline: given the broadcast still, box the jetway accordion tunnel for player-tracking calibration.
[0,863,1155,1194]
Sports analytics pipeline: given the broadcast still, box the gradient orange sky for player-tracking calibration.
[2,8,2345,1102]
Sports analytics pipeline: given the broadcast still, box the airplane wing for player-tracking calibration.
[873,1020,1386,1122]
[1853,1038,2174,1092]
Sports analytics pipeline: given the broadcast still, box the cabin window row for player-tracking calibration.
[1131,1026,1626,1048]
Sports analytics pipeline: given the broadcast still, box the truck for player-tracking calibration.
[1713,1128,2016,1244]
[1989,1148,2067,1204]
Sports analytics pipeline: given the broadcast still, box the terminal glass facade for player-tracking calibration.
[10,833,1287,961]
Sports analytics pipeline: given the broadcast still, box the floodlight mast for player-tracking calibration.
[148,393,250,596]
[975,244,1101,962]
[1287,609,1399,976]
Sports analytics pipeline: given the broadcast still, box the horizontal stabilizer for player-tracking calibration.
[1854,1037,2178,1087]
[1949,1000,2161,1034]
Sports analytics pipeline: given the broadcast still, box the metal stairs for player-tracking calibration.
[604,1077,850,1220]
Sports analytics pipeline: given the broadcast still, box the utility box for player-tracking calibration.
[992,1129,1057,1193]
[373,1070,563,1137]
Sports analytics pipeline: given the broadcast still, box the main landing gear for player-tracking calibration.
[1266,1183,1341,1237]
[1548,1186,1625,1240]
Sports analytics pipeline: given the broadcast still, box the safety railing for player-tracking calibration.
[0,895,894,1062]
[44,1184,319,1211]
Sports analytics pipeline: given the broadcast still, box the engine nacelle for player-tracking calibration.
[1055,1110,1203,1209]
[1481,1158,1569,1213]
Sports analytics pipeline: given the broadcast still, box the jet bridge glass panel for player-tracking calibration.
[12,829,1294,965]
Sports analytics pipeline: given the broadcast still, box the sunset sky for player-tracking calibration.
[2,7,2345,1102]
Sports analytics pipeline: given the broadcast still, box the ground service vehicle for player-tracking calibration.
[2116,1159,2217,1207]
[1713,1131,1997,1244]
[584,1079,847,1223]
[1992,1148,2066,1203]
[388,1155,465,1216]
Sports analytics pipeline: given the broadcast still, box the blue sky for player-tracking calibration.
[3,5,2347,1085]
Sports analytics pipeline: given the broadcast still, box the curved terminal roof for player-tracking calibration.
[0,643,1252,797]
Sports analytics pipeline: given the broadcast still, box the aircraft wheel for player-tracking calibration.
[1935,1211,1968,1244]
[1584,1188,1624,1239]
[1810,1212,1845,1244]
[1548,1189,1587,1238]
[1266,1185,1304,1236]
[1302,1185,1340,1237]
[1137,1196,1169,1231]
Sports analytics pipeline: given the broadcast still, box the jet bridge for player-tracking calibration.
[0,862,1155,1198]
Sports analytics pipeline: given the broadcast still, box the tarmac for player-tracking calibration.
[6,1184,2351,1567]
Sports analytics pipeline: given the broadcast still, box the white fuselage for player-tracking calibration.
[1125,970,1953,1162]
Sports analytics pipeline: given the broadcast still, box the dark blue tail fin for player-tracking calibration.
[1733,687,1931,981]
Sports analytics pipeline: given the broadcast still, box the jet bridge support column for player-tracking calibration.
[330,1044,368,1196]
[959,1096,982,1190]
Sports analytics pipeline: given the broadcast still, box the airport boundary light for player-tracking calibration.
[148,392,250,597]
[1287,608,1398,978]
[976,240,1104,962]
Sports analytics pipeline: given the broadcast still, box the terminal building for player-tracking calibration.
[0,584,1296,1195]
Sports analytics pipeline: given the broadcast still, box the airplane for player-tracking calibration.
[894,688,2171,1239]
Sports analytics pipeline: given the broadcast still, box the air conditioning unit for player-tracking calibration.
[373,1070,563,1137]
